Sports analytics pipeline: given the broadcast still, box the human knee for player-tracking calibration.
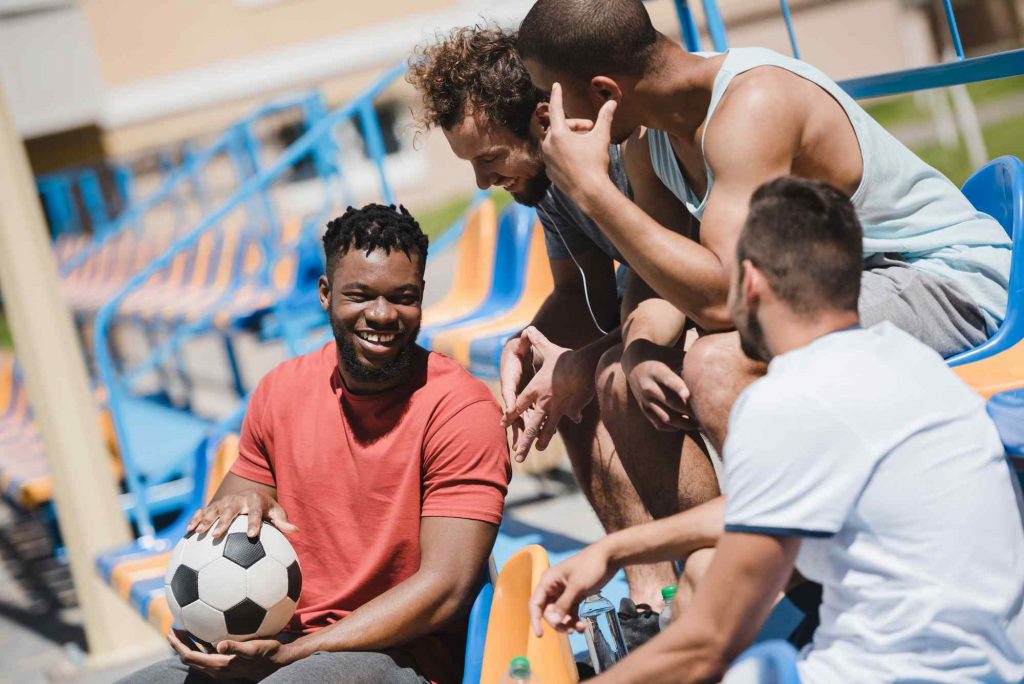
[682,333,743,394]
[262,650,423,684]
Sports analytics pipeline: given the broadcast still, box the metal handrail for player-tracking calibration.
[60,91,326,276]
[92,63,405,538]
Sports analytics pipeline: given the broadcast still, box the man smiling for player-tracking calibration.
[118,204,511,684]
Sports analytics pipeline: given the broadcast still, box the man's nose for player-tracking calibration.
[365,296,398,325]
[474,166,497,190]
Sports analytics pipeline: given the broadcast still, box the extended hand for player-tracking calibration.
[528,542,618,636]
[623,340,699,432]
[502,327,595,462]
[186,491,298,540]
[169,629,288,681]
[499,334,534,449]
[540,83,618,207]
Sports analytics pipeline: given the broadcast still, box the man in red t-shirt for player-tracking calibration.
[119,204,511,684]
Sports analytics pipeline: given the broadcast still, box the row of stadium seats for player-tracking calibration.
[420,197,553,377]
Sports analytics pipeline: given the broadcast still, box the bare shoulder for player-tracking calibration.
[704,69,806,170]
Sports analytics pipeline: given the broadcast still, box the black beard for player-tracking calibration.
[331,315,421,386]
[511,167,553,207]
[738,310,771,364]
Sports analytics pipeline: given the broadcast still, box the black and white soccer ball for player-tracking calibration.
[164,514,301,645]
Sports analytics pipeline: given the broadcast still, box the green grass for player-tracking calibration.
[416,190,513,240]
[915,114,1024,186]
[864,75,1024,130]
[0,309,10,350]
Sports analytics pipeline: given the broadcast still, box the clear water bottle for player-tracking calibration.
[500,656,540,683]
[659,585,677,631]
[579,593,628,673]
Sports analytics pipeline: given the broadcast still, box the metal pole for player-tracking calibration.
[673,0,703,52]
[701,0,729,52]
[779,0,801,59]
[940,0,966,60]
[0,83,165,665]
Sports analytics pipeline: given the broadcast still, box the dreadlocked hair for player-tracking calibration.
[322,204,429,278]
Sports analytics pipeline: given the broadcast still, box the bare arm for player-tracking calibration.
[529,496,724,632]
[541,82,802,330]
[532,250,619,349]
[280,517,496,660]
[595,532,800,684]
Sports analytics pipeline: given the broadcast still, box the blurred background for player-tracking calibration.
[0,1,1021,681]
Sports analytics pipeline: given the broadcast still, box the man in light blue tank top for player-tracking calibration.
[516,0,1009,450]
[408,26,721,620]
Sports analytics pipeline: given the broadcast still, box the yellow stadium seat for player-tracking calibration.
[481,544,579,684]
[422,199,499,327]
[954,340,1024,399]
[430,220,553,366]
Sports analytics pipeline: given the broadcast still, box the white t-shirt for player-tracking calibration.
[724,322,1024,683]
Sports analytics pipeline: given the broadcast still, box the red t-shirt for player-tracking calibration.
[231,343,510,683]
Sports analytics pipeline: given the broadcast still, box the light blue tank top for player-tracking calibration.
[648,47,1011,332]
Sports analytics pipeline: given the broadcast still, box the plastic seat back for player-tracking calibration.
[422,199,499,326]
[481,544,578,684]
[949,156,1024,366]
[723,640,801,684]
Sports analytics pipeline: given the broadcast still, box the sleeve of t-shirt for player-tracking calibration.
[421,399,511,525]
[723,385,877,538]
[230,374,276,487]
[538,192,593,260]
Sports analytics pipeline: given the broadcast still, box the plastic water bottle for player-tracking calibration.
[579,593,628,673]
[659,585,677,631]
[500,656,540,683]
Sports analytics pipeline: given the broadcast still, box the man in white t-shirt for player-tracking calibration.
[529,176,1024,683]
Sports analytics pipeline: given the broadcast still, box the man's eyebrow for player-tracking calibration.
[339,282,422,293]
[471,148,502,161]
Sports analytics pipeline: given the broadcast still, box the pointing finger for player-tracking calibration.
[548,83,566,131]
[593,98,617,138]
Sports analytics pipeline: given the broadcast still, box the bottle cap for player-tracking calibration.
[661,584,678,601]
[510,656,531,675]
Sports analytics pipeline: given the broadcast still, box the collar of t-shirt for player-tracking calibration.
[766,323,862,374]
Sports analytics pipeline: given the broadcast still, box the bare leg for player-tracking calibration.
[558,343,720,607]
[682,332,766,453]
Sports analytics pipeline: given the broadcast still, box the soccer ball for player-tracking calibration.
[164,514,301,646]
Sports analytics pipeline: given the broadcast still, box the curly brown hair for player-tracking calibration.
[407,25,542,139]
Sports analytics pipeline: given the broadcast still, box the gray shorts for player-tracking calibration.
[116,650,430,684]
[860,254,990,359]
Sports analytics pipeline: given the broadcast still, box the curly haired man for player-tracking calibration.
[408,28,722,626]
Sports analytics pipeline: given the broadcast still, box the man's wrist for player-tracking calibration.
[573,176,618,215]
[597,533,630,570]
[276,638,312,666]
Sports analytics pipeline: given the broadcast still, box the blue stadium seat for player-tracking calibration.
[461,575,494,684]
[948,156,1024,366]
[724,640,801,684]
[419,204,536,348]
[987,389,1024,460]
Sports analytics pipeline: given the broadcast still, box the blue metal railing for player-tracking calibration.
[670,0,1022,101]
[59,91,327,277]
[92,63,405,538]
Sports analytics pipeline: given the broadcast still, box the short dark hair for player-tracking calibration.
[322,204,429,278]
[408,25,541,138]
[518,0,659,81]
[738,177,863,315]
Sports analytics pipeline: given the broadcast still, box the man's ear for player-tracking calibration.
[318,274,331,312]
[534,101,550,128]
[590,76,623,105]
[742,259,763,309]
